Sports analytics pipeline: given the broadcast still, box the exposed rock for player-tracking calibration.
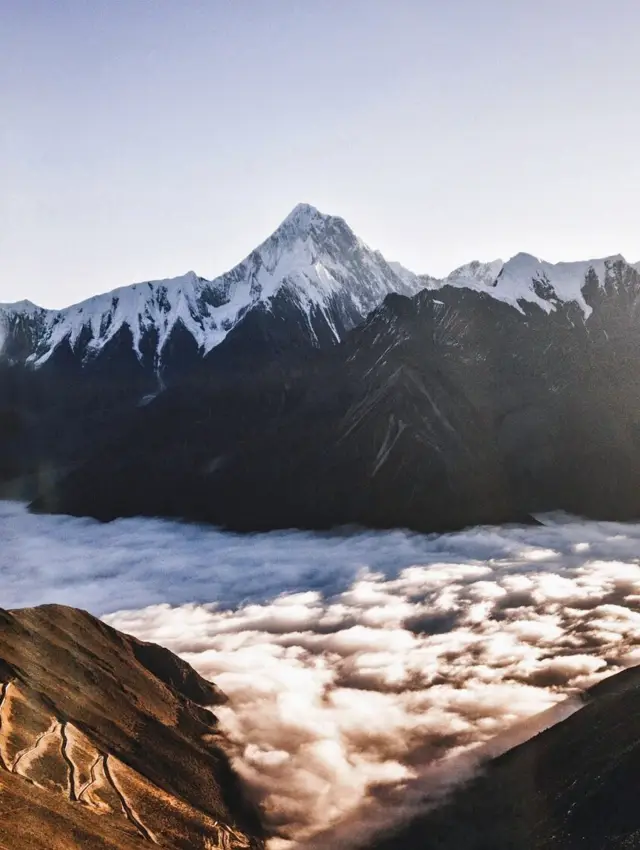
[0,604,264,850]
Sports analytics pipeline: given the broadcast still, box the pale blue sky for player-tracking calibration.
[2,0,639,308]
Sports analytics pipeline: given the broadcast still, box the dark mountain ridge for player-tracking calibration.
[369,664,640,849]
[3,206,640,532]
[0,204,423,501]
[31,255,640,533]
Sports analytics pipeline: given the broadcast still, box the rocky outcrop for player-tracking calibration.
[0,605,264,850]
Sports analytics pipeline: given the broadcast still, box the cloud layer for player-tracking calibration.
[5,502,640,846]
[106,542,640,845]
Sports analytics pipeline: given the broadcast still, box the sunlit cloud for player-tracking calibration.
[108,556,640,847]
[5,501,640,846]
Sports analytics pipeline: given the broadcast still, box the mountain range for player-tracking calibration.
[0,204,423,375]
[3,204,640,532]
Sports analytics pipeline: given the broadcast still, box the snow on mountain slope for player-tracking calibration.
[0,299,46,334]
[0,300,48,362]
[31,271,209,366]
[0,299,43,315]
[2,204,424,368]
[444,259,505,289]
[1,202,635,371]
[434,253,629,316]
[491,253,624,315]
[387,259,420,288]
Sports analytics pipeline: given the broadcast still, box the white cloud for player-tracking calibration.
[5,501,640,847]
[108,558,640,847]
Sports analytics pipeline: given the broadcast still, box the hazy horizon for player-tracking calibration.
[3,0,640,308]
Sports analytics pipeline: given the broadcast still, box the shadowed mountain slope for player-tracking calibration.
[370,665,640,850]
[36,257,640,533]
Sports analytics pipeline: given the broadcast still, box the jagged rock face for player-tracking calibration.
[0,605,264,850]
[370,665,640,849]
[0,301,48,364]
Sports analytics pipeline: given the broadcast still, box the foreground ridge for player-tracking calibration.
[370,665,640,849]
[0,604,264,850]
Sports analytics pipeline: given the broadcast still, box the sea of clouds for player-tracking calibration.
[4,501,640,847]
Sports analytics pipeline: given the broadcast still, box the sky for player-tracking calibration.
[2,0,639,308]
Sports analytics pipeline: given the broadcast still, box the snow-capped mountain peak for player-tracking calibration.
[444,259,505,289]
[34,271,208,366]
[492,253,628,315]
[3,201,636,372]
[278,202,326,231]
[431,253,632,316]
[1,204,423,370]
[0,299,43,314]
[258,203,351,256]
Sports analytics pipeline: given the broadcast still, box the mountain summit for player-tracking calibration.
[3,204,631,375]
[0,204,422,373]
